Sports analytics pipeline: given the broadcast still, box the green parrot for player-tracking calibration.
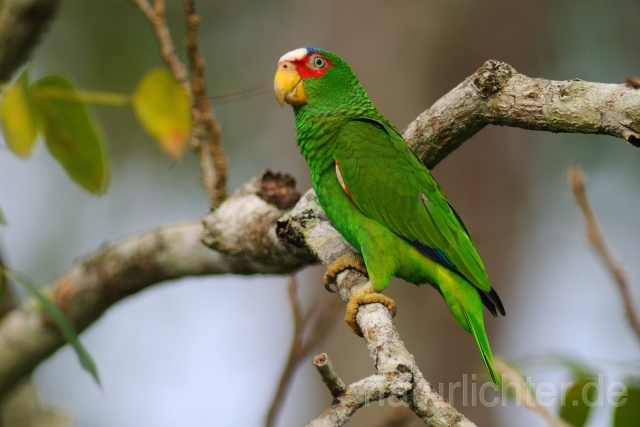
[274,47,504,384]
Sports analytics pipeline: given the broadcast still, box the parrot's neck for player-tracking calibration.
[293,100,379,176]
[293,109,342,175]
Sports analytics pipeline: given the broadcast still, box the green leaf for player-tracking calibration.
[614,382,640,427]
[132,68,192,160]
[5,269,100,386]
[0,204,6,225]
[31,75,110,194]
[560,376,597,427]
[1,70,39,157]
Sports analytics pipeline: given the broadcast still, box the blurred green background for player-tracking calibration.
[1,0,640,425]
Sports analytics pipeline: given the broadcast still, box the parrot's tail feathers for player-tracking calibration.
[461,306,501,385]
[480,288,505,317]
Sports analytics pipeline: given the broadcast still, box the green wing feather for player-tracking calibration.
[334,118,491,292]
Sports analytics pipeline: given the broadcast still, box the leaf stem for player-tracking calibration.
[31,86,131,107]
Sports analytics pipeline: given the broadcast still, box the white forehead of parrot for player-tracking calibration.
[279,47,308,63]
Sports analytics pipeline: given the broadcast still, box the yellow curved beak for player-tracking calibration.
[274,62,308,108]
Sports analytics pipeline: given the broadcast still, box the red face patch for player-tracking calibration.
[293,52,333,79]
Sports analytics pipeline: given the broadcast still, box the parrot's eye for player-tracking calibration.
[310,55,326,69]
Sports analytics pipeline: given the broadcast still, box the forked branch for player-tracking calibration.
[278,191,477,426]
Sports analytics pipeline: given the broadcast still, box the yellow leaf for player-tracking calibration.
[1,70,38,157]
[132,68,192,160]
[32,75,110,195]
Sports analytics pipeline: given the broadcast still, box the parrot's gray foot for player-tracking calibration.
[345,282,396,336]
[323,252,368,293]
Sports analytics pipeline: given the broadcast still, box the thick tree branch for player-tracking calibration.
[405,60,640,168]
[0,201,312,398]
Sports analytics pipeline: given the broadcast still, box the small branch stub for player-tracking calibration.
[257,170,301,210]
[313,353,346,397]
[471,60,515,97]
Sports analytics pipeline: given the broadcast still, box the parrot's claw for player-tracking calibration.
[323,252,368,292]
[345,282,396,336]
[324,281,338,293]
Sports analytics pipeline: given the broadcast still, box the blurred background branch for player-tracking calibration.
[265,278,341,427]
[0,0,58,81]
[494,358,572,427]
[129,0,188,86]
[183,0,228,207]
[131,0,228,207]
[569,164,640,342]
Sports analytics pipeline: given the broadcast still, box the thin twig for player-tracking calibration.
[211,79,272,102]
[263,279,304,427]
[569,164,640,343]
[130,0,228,207]
[265,277,341,427]
[183,0,228,207]
[288,275,304,327]
[129,0,188,87]
[307,356,416,427]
